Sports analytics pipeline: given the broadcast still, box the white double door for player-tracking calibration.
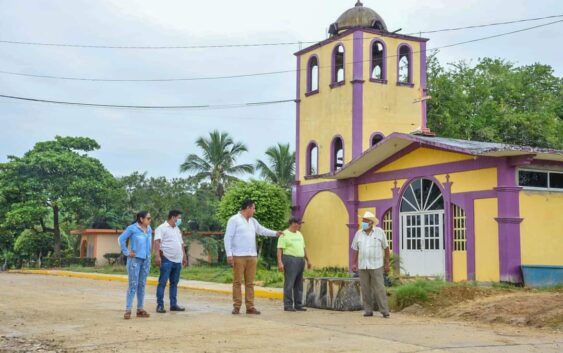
[400,211,445,277]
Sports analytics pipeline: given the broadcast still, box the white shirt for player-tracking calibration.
[224,213,277,257]
[351,227,389,270]
[154,222,184,263]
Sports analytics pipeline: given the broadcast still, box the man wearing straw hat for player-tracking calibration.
[351,211,390,318]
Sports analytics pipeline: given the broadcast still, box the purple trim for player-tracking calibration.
[295,56,301,181]
[370,78,388,84]
[305,140,319,177]
[306,55,319,94]
[331,42,345,85]
[397,43,414,85]
[496,160,522,283]
[369,38,387,81]
[352,31,364,159]
[305,90,319,97]
[420,41,427,129]
[294,28,429,57]
[369,132,385,147]
[330,135,345,173]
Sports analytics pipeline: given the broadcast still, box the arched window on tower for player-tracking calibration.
[371,40,386,82]
[332,44,345,85]
[398,44,412,85]
[331,136,344,172]
[371,133,384,147]
[306,142,318,176]
[307,56,319,94]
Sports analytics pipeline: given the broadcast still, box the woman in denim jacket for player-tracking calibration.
[118,211,153,319]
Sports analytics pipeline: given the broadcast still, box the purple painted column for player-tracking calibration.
[342,180,359,272]
[420,41,428,129]
[351,31,364,158]
[443,177,453,282]
[495,160,523,283]
[391,182,401,258]
[292,55,302,217]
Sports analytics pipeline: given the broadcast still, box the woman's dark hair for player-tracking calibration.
[133,211,149,224]
[240,199,255,211]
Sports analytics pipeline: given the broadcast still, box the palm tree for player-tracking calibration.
[255,143,295,191]
[180,130,254,197]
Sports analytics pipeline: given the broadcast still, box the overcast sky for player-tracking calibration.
[1,0,562,179]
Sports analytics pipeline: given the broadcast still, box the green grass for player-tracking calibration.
[389,279,449,310]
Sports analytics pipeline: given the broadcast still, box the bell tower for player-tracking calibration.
[294,1,428,183]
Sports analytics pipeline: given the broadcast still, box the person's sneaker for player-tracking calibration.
[170,305,185,312]
[295,307,307,312]
[382,313,390,318]
[232,308,240,315]
[246,308,261,315]
[363,312,374,317]
[156,305,166,314]
[284,307,296,312]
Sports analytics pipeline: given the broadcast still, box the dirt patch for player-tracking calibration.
[0,336,69,353]
[402,286,563,331]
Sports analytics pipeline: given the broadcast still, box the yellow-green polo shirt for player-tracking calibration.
[277,230,305,257]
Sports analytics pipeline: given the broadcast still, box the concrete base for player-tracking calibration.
[303,277,363,311]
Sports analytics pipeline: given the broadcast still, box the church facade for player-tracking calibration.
[291,1,563,283]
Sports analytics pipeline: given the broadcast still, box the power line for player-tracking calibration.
[0,15,561,50]
[1,19,561,83]
[0,94,295,110]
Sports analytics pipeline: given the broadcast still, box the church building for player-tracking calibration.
[292,1,563,283]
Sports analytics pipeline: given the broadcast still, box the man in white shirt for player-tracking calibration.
[351,211,390,318]
[224,199,282,315]
[154,210,188,314]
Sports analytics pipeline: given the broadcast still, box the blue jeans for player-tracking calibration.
[156,256,182,307]
[126,256,151,311]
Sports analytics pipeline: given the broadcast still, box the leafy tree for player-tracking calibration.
[255,143,295,191]
[14,229,54,261]
[0,136,119,257]
[217,180,290,261]
[427,56,563,149]
[180,130,254,197]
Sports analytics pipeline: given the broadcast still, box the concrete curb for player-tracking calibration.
[9,269,283,300]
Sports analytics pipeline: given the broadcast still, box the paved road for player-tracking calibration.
[0,273,561,353]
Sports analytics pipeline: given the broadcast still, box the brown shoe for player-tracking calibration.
[246,308,261,315]
[124,311,132,320]
[232,307,240,315]
[136,309,150,318]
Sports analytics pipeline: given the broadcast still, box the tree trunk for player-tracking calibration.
[53,205,61,258]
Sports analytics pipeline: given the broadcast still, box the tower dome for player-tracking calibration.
[329,1,388,36]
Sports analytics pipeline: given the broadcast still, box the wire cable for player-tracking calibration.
[0,94,294,110]
[1,19,561,83]
[0,15,561,49]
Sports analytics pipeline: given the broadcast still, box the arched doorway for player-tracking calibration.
[400,178,445,277]
[301,191,349,269]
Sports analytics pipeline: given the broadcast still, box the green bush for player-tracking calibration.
[42,257,96,268]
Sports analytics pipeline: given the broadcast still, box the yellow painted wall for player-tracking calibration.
[301,191,349,269]
[95,235,121,266]
[377,148,472,173]
[299,33,354,179]
[452,251,468,282]
[435,168,497,193]
[362,34,424,149]
[358,179,406,201]
[520,192,563,266]
[474,198,500,281]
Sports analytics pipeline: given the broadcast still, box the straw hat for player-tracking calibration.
[361,211,379,226]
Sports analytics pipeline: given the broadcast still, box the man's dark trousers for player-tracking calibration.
[282,255,305,309]
[157,255,182,307]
